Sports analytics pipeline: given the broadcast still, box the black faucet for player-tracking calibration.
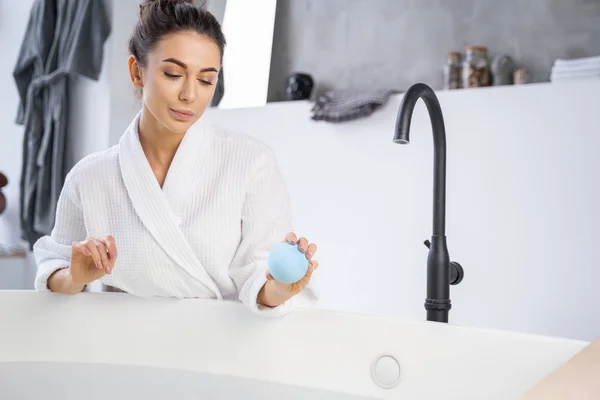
[393,83,464,323]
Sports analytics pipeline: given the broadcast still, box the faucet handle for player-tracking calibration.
[449,261,464,285]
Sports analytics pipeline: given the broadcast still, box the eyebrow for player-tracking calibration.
[162,58,218,73]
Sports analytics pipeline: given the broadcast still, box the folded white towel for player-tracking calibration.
[551,68,600,80]
[550,55,600,82]
[550,74,600,82]
[551,64,600,75]
[553,55,600,69]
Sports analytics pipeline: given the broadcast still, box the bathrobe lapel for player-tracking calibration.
[118,113,222,299]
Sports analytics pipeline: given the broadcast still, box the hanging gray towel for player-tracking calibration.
[310,89,398,122]
[13,0,111,249]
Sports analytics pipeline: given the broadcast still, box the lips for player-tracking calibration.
[170,108,194,117]
[169,108,195,121]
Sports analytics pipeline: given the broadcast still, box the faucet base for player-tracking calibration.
[425,299,451,323]
[426,310,450,323]
[424,236,452,323]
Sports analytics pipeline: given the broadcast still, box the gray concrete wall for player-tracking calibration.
[267,0,600,102]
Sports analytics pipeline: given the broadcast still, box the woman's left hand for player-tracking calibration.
[259,232,319,307]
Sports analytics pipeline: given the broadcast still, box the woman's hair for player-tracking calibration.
[129,0,226,67]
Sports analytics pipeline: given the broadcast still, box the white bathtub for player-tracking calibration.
[0,291,588,399]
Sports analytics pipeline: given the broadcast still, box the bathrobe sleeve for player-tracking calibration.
[32,170,86,291]
[229,149,319,316]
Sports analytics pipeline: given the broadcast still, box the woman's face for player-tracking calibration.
[129,31,221,134]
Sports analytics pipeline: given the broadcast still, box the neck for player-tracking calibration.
[137,106,184,168]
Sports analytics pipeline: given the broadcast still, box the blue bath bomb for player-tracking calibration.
[267,242,309,284]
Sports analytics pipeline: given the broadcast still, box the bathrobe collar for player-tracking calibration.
[118,111,222,299]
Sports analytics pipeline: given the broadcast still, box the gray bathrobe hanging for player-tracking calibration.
[13,0,111,249]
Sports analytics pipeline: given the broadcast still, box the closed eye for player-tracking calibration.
[165,72,213,86]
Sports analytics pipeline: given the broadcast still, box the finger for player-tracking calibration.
[72,242,90,257]
[284,232,298,244]
[306,243,318,259]
[91,239,111,273]
[103,235,118,262]
[295,260,319,292]
[84,240,104,271]
[307,260,319,276]
[297,237,309,252]
[94,242,112,274]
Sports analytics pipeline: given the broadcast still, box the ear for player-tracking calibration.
[128,55,144,89]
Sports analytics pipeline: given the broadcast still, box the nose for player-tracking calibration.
[178,77,197,103]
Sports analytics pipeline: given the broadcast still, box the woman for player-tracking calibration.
[33,0,319,316]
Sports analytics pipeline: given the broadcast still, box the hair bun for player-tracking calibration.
[143,0,194,4]
[139,0,196,17]
[130,0,224,69]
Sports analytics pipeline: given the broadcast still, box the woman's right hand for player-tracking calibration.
[69,236,118,286]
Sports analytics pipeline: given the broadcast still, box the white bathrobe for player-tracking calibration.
[33,111,318,316]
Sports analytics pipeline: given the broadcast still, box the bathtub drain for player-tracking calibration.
[370,354,401,389]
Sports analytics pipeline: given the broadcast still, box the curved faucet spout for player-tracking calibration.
[394,83,446,237]
[393,83,463,323]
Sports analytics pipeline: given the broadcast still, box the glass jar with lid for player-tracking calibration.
[462,46,491,88]
[443,51,462,90]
